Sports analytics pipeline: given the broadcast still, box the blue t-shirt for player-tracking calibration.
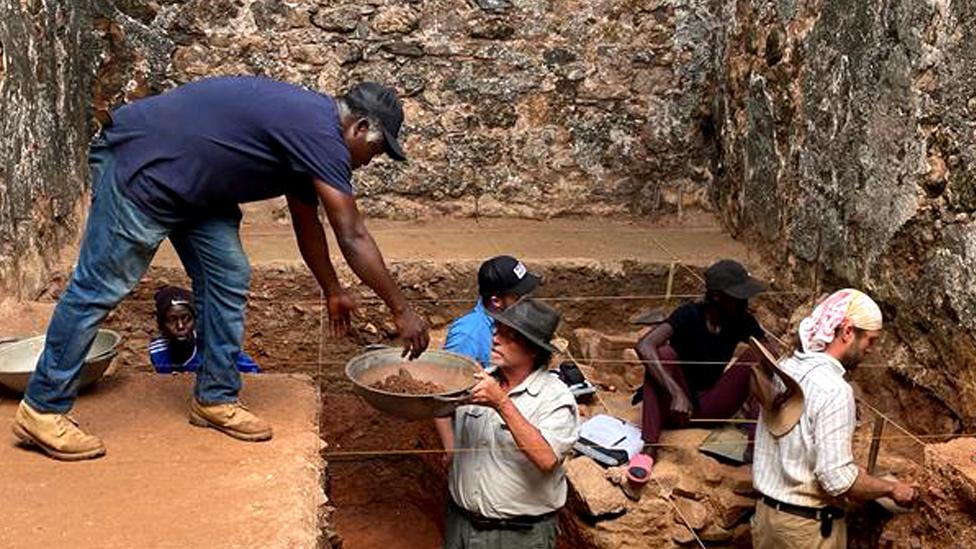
[148,337,261,374]
[442,300,494,369]
[104,76,353,224]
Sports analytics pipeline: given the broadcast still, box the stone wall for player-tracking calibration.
[712,0,976,430]
[0,0,728,296]
[108,0,723,220]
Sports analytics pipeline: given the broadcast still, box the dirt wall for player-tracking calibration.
[712,0,976,431]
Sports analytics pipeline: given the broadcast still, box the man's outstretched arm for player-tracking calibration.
[286,194,356,337]
[315,180,430,358]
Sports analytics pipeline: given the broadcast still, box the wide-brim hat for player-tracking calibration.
[749,337,804,437]
[488,298,560,354]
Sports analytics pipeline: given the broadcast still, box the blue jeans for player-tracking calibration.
[169,216,249,405]
[25,135,249,412]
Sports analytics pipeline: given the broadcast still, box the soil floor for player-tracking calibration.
[0,373,323,549]
[152,215,759,268]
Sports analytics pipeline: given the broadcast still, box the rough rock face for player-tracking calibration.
[0,1,94,297]
[0,0,728,296]
[0,0,173,299]
[712,0,976,430]
[117,0,723,220]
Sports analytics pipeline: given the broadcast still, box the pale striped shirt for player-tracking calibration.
[753,351,859,508]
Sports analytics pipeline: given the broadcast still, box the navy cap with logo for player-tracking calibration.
[705,259,767,300]
[343,82,407,162]
[478,255,541,299]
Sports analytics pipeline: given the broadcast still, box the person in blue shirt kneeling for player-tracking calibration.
[150,286,260,374]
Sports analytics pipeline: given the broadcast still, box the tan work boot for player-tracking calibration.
[12,401,106,461]
[189,399,272,442]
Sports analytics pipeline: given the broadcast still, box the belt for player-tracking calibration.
[450,500,556,531]
[762,495,845,538]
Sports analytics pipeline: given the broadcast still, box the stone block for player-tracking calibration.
[471,0,512,12]
[311,7,361,33]
[381,41,424,57]
[700,524,733,543]
[467,17,515,40]
[565,457,629,518]
[371,6,419,35]
[672,496,710,530]
[711,491,756,529]
[672,525,697,545]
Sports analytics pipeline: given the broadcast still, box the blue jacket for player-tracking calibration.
[149,337,261,374]
[442,300,494,369]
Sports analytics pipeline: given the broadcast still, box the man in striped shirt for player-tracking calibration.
[752,289,916,548]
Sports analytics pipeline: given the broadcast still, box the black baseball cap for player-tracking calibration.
[705,259,766,300]
[343,82,407,162]
[478,256,541,299]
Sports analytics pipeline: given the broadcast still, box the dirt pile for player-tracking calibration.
[370,368,447,395]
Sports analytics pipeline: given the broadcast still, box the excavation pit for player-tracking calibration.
[93,255,808,548]
[12,218,950,548]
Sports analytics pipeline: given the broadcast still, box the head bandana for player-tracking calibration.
[798,289,882,353]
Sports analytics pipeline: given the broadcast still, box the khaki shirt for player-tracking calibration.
[448,368,580,519]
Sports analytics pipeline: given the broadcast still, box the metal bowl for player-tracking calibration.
[0,330,122,393]
[346,348,480,420]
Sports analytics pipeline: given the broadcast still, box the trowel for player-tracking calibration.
[867,418,913,515]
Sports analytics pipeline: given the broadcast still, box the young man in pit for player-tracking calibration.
[633,259,775,474]
[752,289,916,549]
[13,76,430,461]
[434,256,541,457]
[445,298,579,549]
[150,286,260,374]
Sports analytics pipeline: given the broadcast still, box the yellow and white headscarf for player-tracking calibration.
[798,289,882,352]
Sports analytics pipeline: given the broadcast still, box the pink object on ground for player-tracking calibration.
[626,453,654,484]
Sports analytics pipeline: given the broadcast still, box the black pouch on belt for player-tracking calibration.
[819,507,845,538]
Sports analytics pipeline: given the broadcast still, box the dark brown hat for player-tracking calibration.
[488,298,560,354]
